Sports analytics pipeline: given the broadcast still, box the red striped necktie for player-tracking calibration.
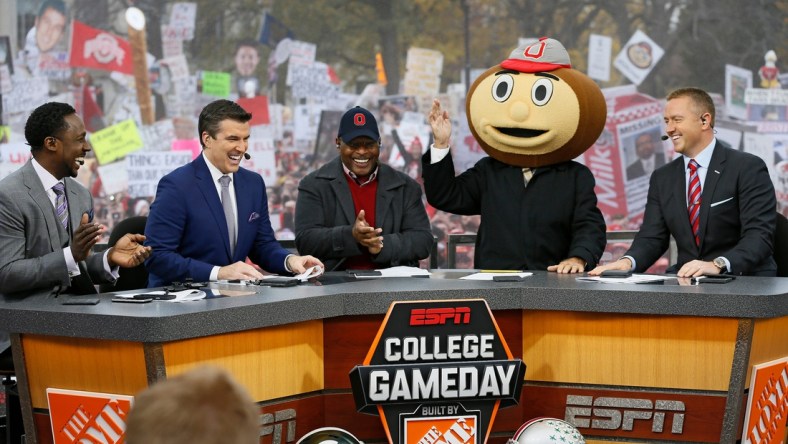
[687,160,701,246]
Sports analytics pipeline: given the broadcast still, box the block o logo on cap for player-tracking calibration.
[354,113,366,126]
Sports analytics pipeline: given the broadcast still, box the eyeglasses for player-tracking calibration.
[341,139,380,150]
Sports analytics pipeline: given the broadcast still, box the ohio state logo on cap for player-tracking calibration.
[354,113,366,126]
[501,37,571,73]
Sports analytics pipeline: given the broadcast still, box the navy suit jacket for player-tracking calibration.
[145,155,289,287]
[627,142,776,275]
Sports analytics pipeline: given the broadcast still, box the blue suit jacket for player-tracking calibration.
[144,155,289,287]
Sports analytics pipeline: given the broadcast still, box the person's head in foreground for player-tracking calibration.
[125,365,259,444]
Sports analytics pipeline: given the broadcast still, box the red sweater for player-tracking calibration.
[344,174,378,270]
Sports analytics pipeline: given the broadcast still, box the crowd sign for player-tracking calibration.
[350,299,525,444]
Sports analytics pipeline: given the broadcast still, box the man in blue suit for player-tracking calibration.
[145,100,322,287]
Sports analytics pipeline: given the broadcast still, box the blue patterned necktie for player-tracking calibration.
[52,182,68,230]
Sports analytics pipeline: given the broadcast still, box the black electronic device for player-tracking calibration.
[62,298,100,305]
[493,275,525,282]
[112,297,152,303]
[600,269,632,278]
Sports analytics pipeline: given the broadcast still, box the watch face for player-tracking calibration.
[714,258,726,270]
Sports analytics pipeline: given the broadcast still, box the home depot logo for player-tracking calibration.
[47,388,133,444]
[741,357,788,444]
[405,414,477,444]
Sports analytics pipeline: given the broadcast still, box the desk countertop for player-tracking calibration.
[1,271,787,342]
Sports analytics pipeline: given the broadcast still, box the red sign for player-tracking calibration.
[741,357,788,443]
[69,20,133,74]
[47,388,133,444]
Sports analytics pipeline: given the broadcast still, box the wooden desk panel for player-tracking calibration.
[161,320,324,401]
[522,311,738,390]
[22,335,148,409]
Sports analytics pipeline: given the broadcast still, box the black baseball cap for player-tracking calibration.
[338,106,380,142]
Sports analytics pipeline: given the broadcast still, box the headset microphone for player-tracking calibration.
[661,135,669,141]
[243,153,251,160]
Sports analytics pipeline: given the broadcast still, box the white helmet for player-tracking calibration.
[296,427,363,444]
[507,417,585,444]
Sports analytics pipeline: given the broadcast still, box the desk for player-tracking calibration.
[1,271,787,443]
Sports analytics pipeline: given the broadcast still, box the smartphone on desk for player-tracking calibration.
[62,297,100,305]
[600,270,632,278]
[112,296,152,303]
[699,275,735,284]
[493,275,525,282]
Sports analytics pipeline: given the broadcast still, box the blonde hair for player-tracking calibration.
[125,366,259,444]
[666,87,716,127]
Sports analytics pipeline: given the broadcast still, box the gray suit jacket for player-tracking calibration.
[0,160,111,297]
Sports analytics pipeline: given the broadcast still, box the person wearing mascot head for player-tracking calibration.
[423,37,607,272]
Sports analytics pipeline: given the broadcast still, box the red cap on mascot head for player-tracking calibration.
[501,37,572,73]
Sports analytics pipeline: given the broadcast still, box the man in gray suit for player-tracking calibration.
[0,102,151,299]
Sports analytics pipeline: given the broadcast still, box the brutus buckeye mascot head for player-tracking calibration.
[466,37,607,168]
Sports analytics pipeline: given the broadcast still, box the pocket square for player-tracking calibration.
[248,212,260,222]
[710,197,734,208]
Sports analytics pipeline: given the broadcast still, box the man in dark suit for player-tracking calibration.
[144,100,322,287]
[0,102,151,298]
[591,88,776,277]
[294,106,433,271]
[626,131,666,180]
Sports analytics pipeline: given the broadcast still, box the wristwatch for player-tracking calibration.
[712,257,727,273]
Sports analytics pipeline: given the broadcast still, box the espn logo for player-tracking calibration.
[260,408,296,443]
[409,308,471,326]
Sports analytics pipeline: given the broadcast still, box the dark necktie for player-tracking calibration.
[219,175,236,256]
[52,182,68,230]
[687,160,701,246]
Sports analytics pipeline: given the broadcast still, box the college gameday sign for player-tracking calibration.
[350,299,525,444]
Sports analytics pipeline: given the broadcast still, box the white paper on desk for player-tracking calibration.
[460,272,533,280]
[575,274,673,284]
[355,266,431,278]
[295,265,324,281]
[254,265,324,283]
[118,289,206,302]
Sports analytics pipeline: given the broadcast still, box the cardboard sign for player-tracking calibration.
[126,151,192,198]
[588,34,612,82]
[201,71,231,97]
[90,119,144,165]
[613,30,664,86]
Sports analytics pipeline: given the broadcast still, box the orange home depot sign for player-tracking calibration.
[349,299,525,444]
[741,357,788,444]
[47,388,134,444]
